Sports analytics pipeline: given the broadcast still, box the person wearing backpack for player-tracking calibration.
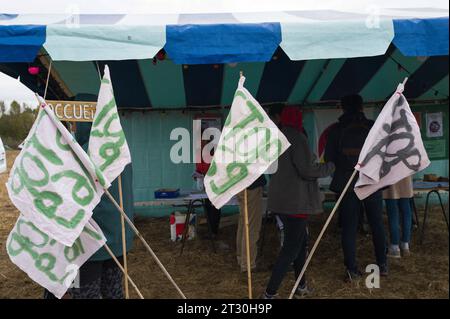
[324,94,388,282]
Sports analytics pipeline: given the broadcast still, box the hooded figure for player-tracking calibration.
[267,106,334,215]
[263,106,334,299]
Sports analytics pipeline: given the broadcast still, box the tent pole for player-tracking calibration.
[104,190,187,299]
[104,243,144,299]
[243,188,253,299]
[288,169,358,299]
[43,59,52,100]
[118,175,130,299]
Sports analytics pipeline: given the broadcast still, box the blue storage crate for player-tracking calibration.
[154,188,180,199]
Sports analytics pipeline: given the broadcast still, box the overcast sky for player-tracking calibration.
[0,72,38,111]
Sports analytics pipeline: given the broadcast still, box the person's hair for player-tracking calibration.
[340,94,363,113]
[268,103,285,118]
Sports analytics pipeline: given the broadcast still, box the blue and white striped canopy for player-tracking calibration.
[0,1,448,64]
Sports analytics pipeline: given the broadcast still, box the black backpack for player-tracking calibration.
[337,120,372,170]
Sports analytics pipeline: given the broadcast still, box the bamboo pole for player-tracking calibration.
[104,190,187,299]
[104,243,144,299]
[288,169,358,299]
[118,175,129,299]
[243,189,253,299]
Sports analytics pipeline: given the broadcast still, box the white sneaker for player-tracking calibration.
[387,246,401,258]
[400,242,411,256]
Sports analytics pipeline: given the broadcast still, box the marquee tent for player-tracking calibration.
[0,1,448,211]
[0,1,448,106]
[0,1,448,64]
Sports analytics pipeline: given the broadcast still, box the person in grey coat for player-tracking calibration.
[263,106,335,299]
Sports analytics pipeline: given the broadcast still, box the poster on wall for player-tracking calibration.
[192,115,222,186]
[426,112,443,138]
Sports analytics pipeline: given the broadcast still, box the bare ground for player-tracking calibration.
[0,150,448,299]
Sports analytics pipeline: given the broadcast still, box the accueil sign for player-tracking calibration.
[45,101,96,122]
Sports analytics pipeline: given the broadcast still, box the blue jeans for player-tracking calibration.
[339,190,387,272]
[385,198,412,245]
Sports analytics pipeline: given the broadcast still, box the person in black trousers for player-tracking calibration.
[324,94,388,281]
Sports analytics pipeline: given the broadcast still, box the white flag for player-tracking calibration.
[204,76,290,208]
[354,82,430,199]
[89,65,131,183]
[7,214,106,299]
[0,137,6,174]
[6,103,108,246]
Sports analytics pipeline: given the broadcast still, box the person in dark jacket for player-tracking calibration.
[263,106,335,299]
[44,122,134,299]
[324,94,388,282]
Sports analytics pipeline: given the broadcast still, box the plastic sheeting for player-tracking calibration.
[165,23,281,64]
[0,25,45,62]
[393,17,449,57]
[44,24,165,61]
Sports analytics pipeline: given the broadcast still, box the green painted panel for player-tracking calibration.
[138,59,186,108]
[53,61,100,96]
[306,59,346,102]
[122,111,194,204]
[419,76,449,100]
[359,50,423,101]
[287,60,328,104]
[220,62,265,106]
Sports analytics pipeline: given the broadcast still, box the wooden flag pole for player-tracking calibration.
[34,95,186,299]
[244,189,253,299]
[118,175,130,299]
[288,169,358,299]
[239,69,253,299]
[104,243,144,299]
[104,190,187,299]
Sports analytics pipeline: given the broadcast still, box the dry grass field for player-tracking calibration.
[0,150,448,299]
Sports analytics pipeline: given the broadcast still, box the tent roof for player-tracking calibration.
[1,46,447,108]
[1,2,448,107]
[0,1,448,63]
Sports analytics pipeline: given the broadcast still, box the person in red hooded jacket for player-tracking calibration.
[263,106,335,299]
[193,136,221,237]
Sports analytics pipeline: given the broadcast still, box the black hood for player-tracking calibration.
[338,111,368,126]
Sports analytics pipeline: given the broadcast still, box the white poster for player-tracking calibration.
[426,112,443,138]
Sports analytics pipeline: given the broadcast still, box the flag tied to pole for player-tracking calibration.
[6,64,131,298]
[204,76,290,209]
[6,103,107,246]
[89,65,131,183]
[354,81,430,200]
[6,215,106,299]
